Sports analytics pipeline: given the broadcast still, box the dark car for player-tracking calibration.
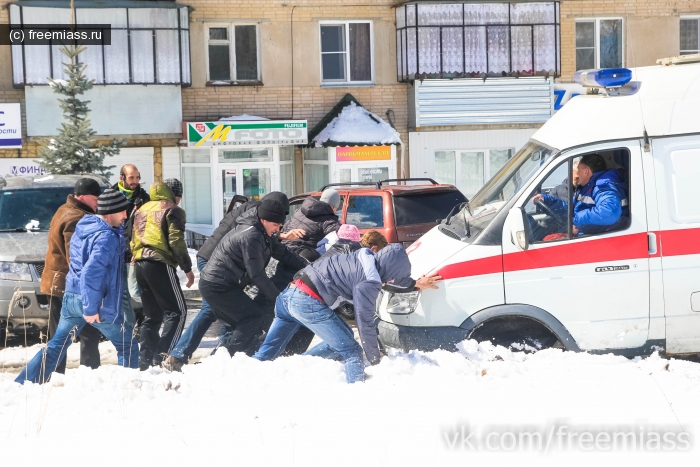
[288,178,467,247]
[0,174,111,340]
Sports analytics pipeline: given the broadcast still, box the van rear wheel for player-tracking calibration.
[468,316,563,353]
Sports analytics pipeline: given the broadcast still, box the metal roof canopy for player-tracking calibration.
[533,62,700,151]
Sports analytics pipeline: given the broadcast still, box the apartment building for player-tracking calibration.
[0,0,698,233]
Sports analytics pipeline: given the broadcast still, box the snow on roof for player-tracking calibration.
[533,62,700,151]
[311,102,401,147]
[218,114,270,121]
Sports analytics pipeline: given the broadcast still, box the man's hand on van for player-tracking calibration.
[280,229,305,241]
[84,314,101,324]
[572,225,580,235]
[532,194,545,204]
[415,272,443,290]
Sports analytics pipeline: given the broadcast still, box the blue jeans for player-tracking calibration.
[15,292,139,384]
[170,257,217,362]
[254,287,365,383]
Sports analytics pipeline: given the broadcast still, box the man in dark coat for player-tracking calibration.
[197,199,308,357]
[281,188,342,262]
[41,177,104,373]
[163,192,308,371]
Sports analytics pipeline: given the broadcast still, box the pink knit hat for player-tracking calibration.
[337,224,361,242]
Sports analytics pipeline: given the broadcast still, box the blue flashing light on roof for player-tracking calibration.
[573,68,633,88]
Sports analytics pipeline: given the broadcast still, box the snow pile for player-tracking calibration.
[177,248,200,291]
[312,102,401,147]
[24,219,40,230]
[219,114,270,121]
[1,341,699,465]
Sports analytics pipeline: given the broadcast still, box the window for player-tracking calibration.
[394,191,467,226]
[320,22,373,84]
[680,18,700,55]
[303,148,330,192]
[575,19,623,71]
[346,196,384,228]
[280,146,296,197]
[206,24,260,83]
[434,148,514,199]
[524,149,630,244]
[181,148,213,225]
[395,3,560,81]
[9,5,191,86]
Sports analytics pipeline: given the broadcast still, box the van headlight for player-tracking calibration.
[0,262,32,282]
[386,291,420,315]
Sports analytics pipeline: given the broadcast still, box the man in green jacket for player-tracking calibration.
[131,179,194,370]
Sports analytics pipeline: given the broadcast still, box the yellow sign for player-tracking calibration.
[336,146,391,162]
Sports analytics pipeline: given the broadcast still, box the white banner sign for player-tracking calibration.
[0,103,22,149]
[0,158,47,178]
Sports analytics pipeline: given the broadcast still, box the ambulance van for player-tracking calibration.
[377,57,700,357]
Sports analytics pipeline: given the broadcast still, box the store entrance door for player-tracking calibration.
[220,164,273,217]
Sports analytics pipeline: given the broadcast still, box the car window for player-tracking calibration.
[524,148,631,244]
[394,191,467,226]
[287,200,304,222]
[346,196,384,228]
[0,188,74,231]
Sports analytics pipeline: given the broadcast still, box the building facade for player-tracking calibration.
[0,0,698,232]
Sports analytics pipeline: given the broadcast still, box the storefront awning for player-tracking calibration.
[307,94,401,148]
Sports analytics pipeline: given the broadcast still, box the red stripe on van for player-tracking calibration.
[503,232,649,272]
[659,228,700,257]
[436,255,503,279]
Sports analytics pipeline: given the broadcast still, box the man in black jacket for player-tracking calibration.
[113,164,150,329]
[198,199,308,357]
[163,192,308,371]
[281,188,342,262]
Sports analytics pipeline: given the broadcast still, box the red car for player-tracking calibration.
[288,179,467,247]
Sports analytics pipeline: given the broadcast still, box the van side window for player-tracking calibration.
[346,196,384,228]
[523,148,631,244]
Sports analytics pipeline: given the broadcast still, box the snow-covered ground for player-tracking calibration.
[1,339,699,466]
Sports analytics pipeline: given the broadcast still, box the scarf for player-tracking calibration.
[118,180,136,201]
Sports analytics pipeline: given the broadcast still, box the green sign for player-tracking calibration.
[186,120,308,147]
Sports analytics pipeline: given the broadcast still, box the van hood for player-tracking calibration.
[405,226,468,277]
[0,231,49,262]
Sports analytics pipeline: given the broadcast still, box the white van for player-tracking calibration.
[377,57,700,357]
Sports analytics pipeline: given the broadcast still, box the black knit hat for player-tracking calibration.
[163,178,183,197]
[258,199,286,224]
[264,191,290,215]
[97,188,129,215]
[74,178,102,197]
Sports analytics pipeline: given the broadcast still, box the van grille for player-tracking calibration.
[32,264,45,278]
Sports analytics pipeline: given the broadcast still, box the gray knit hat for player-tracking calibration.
[163,178,183,197]
[97,188,129,215]
[320,188,341,210]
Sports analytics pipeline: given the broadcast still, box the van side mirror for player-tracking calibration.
[507,207,530,251]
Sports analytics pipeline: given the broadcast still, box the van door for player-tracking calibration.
[652,136,700,354]
[502,142,650,350]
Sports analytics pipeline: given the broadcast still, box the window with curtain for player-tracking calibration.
[9,5,191,86]
[434,148,513,198]
[395,2,560,81]
[303,148,329,191]
[320,21,373,84]
[206,24,260,83]
[279,146,295,197]
[681,18,700,55]
[575,18,623,71]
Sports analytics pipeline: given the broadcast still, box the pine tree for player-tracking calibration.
[37,44,123,177]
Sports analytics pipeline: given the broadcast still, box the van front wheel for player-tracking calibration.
[468,316,564,353]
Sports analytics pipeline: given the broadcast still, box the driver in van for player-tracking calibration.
[532,153,629,237]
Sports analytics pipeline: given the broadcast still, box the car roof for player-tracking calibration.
[0,174,110,191]
[290,182,462,200]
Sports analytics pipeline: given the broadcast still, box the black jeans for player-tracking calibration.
[135,261,187,367]
[200,278,273,356]
[48,294,101,372]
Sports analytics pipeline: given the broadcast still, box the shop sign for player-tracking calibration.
[0,104,22,149]
[336,146,391,162]
[186,120,308,147]
[0,158,46,177]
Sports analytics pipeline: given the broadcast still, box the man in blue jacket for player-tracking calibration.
[533,153,629,236]
[254,244,442,383]
[16,189,140,384]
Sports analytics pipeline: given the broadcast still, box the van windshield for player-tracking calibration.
[443,141,558,238]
